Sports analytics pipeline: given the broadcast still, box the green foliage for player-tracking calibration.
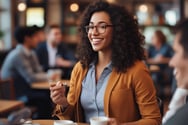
[0,30,4,38]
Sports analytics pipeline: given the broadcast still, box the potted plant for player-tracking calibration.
[0,30,4,39]
[0,30,4,50]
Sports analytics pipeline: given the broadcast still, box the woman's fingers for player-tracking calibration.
[51,90,59,98]
[52,94,62,103]
[51,88,65,98]
[50,84,62,91]
[51,85,66,94]
[51,91,64,104]
[49,81,68,105]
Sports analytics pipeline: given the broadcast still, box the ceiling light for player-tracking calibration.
[70,3,79,12]
[18,2,27,12]
[139,4,148,13]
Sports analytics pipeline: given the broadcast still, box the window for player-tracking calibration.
[26,7,44,27]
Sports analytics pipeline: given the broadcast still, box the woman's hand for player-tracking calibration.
[49,82,68,106]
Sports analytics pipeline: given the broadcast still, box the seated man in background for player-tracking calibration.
[1,26,54,119]
[163,19,188,125]
[146,30,174,99]
[35,25,77,79]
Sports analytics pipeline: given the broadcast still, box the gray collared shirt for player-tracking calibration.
[80,62,112,123]
[1,44,47,83]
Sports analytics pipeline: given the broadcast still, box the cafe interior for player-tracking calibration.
[0,0,188,124]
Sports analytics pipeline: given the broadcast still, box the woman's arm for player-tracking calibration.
[51,62,84,120]
[131,63,161,125]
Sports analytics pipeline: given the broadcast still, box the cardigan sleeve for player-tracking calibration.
[52,104,75,120]
[52,62,82,120]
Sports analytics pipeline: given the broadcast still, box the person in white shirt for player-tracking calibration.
[35,25,76,78]
[162,19,188,125]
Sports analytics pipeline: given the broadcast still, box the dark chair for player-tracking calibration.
[157,97,164,117]
[0,50,10,69]
[0,78,38,118]
[0,78,15,100]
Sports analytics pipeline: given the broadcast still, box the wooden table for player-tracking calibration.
[31,80,70,90]
[149,65,160,73]
[32,120,53,125]
[32,120,88,125]
[0,119,88,125]
[0,100,24,115]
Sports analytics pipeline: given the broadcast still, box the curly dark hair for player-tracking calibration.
[77,1,145,72]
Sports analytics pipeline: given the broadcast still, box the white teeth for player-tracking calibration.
[92,38,102,42]
[173,69,177,76]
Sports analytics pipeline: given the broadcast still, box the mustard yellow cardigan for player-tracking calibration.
[53,61,161,125]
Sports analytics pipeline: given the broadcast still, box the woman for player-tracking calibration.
[50,1,161,125]
[147,30,173,65]
[147,30,174,98]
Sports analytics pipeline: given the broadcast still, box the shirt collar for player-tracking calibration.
[106,62,113,71]
[17,44,33,57]
[47,41,57,51]
[89,61,113,71]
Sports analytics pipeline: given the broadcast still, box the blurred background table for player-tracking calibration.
[32,120,88,125]
[149,64,160,73]
[0,100,24,116]
[0,119,88,125]
[31,79,70,90]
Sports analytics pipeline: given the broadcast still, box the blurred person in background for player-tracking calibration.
[50,1,161,125]
[35,25,46,43]
[163,19,188,125]
[1,25,54,119]
[35,24,76,79]
[147,30,174,99]
[147,30,173,64]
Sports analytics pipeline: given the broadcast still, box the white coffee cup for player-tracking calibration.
[90,116,109,125]
[54,120,76,125]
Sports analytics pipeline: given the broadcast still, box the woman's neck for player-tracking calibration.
[95,50,112,83]
[97,50,112,67]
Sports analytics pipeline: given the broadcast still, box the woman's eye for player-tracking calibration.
[89,26,94,29]
[100,25,106,29]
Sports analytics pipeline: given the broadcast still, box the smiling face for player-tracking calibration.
[169,32,188,87]
[87,11,113,52]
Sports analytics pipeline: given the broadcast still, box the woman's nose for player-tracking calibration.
[91,27,99,35]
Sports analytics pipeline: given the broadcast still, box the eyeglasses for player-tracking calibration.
[85,23,113,34]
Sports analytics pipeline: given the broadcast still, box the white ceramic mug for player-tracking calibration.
[90,116,109,125]
[54,120,76,125]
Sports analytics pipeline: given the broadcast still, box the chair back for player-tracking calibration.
[157,97,164,117]
[0,78,15,99]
